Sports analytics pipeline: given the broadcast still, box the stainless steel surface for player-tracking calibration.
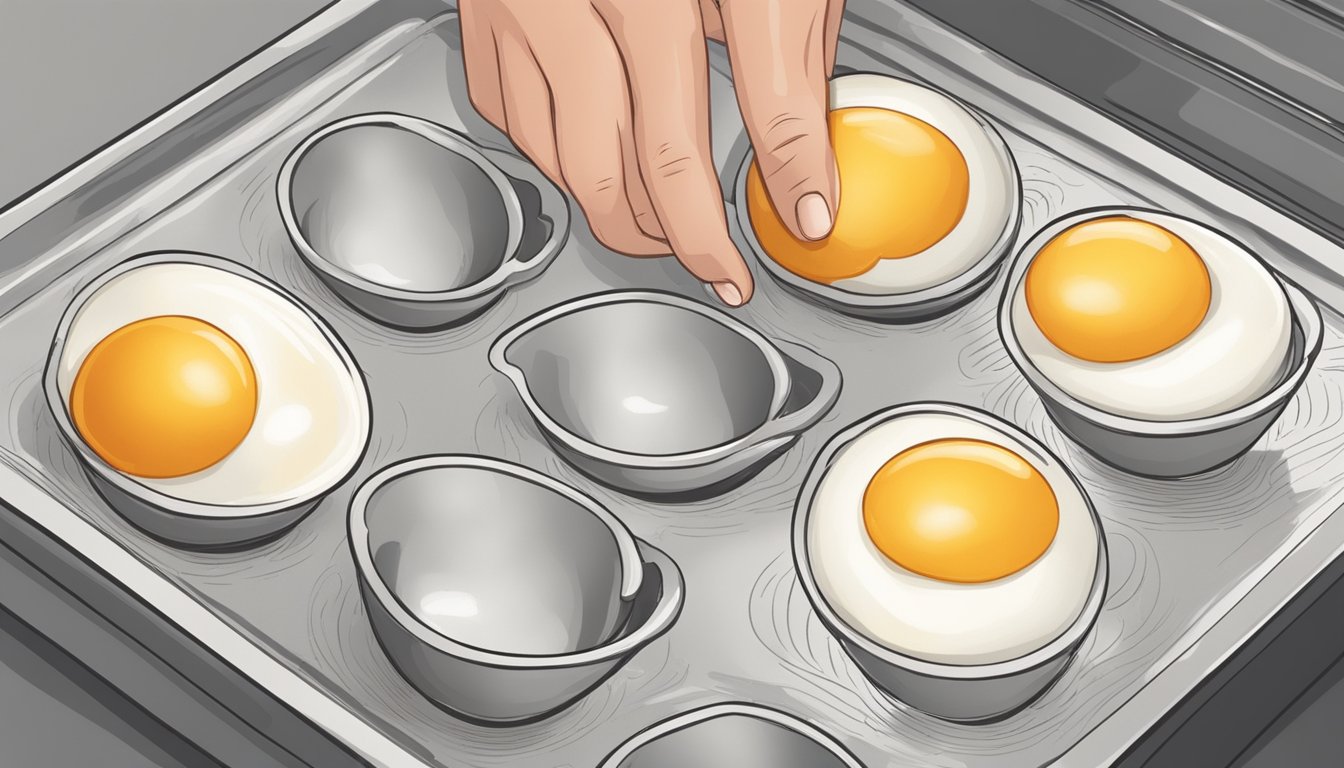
[1094,0,1344,128]
[490,291,841,498]
[731,74,1022,323]
[279,113,567,329]
[0,1,1340,766]
[349,455,681,724]
[0,602,218,768]
[598,703,866,768]
[999,208,1324,479]
[41,251,371,549]
[792,403,1108,723]
[902,0,1344,274]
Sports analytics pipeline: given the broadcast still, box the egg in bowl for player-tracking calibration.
[794,403,1106,720]
[45,253,371,547]
[736,73,1020,319]
[1009,209,1292,420]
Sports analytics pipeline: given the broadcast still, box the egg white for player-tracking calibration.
[807,411,1099,665]
[55,261,368,506]
[1011,210,1292,420]
[822,74,1018,295]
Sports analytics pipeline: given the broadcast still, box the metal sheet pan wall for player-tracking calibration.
[1,2,1342,767]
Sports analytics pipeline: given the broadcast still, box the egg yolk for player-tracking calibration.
[745,106,971,284]
[862,438,1059,584]
[70,315,258,479]
[1026,216,1212,363]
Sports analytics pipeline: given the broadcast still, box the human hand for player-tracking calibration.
[460,0,844,307]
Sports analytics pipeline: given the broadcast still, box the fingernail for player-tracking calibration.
[796,192,833,241]
[713,281,744,307]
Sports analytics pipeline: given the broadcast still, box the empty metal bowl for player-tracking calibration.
[348,455,683,725]
[43,252,371,550]
[732,73,1021,322]
[598,703,865,768]
[999,207,1324,478]
[792,403,1108,722]
[278,113,563,329]
[489,291,842,499]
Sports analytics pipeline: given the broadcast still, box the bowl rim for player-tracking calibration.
[276,111,530,302]
[997,205,1326,437]
[596,702,868,768]
[42,250,373,521]
[791,402,1109,680]
[488,289,803,469]
[731,71,1023,313]
[348,454,684,668]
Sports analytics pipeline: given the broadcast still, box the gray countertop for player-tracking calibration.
[0,0,327,207]
[0,1,1338,766]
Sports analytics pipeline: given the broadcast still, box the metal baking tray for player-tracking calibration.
[2,0,1344,766]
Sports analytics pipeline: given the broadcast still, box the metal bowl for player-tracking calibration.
[792,403,1108,723]
[348,455,683,725]
[999,207,1325,478]
[598,703,866,768]
[43,252,371,549]
[489,291,842,500]
[732,73,1021,322]
[278,112,565,330]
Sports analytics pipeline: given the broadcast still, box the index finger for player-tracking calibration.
[722,0,837,243]
[596,0,753,306]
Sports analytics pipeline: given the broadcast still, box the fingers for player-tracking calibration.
[460,1,506,129]
[825,0,845,76]
[620,128,666,242]
[596,0,754,305]
[722,0,837,243]
[532,12,668,255]
[496,32,564,191]
[699,0,726,42]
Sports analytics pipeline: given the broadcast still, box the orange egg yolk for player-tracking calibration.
[745,106,971,284]
[70,315,258,479]
[1026,216,1212,363]
[862,438,1059,584]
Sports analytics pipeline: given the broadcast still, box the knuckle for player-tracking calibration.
[759,111,812,156]
[591,224,644,256]
[649,142,699,181]
[568,173,625,214]
[584,174,622,199]
[756,115,826,190]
